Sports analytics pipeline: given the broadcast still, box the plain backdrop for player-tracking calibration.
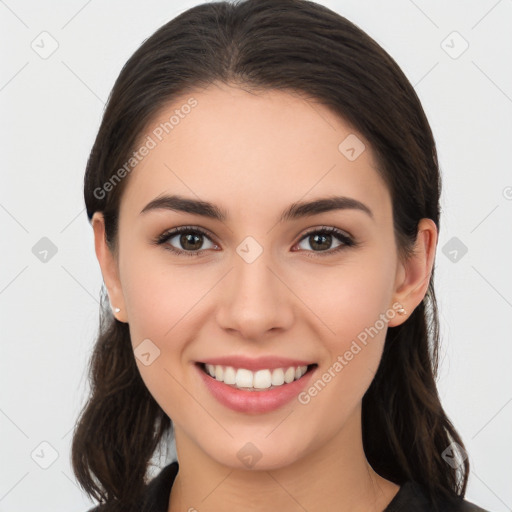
[1,1,511,511]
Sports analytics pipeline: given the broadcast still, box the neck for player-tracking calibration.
[168,403,399,512]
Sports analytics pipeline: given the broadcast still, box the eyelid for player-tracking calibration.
[298,225,354,242]
[157,225,216,243]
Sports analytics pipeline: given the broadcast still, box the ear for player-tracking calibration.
[91,212,127,323]
[387,218,438,327]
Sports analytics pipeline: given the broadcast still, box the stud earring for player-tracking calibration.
[397,306,407,316]
[110,303,121,314]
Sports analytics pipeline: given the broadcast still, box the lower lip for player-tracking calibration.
[195,363,317,414]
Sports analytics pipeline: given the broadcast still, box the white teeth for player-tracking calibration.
[235,368,253,388]
[253,369,272,389]
[203,363,309,390]
[223,366,237,385]
[271,368,285,386]
[284,367,296,383]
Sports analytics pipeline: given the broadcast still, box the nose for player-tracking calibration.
[215,247,294,341]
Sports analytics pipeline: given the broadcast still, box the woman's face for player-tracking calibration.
[95,82,422,471]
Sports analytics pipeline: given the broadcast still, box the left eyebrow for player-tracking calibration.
[139,194,374,222]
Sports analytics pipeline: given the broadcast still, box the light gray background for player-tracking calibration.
[1,1,511,511]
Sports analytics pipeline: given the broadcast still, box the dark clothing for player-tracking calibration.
[87,461,492,511]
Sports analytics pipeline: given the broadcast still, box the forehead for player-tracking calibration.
[119,83,391,223]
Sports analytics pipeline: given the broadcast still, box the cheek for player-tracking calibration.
[119,255,217,411]
[294,263,395,433]
[121,251,214,343]
[300,251,397,405]
[120,260,205,422]
[301,253,396,347]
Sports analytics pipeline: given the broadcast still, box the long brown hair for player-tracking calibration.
[74,0,469,509]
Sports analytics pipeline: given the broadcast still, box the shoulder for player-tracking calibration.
[84,461,179,512]
[384,481,493,512]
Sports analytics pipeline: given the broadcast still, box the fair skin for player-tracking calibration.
[92,82,437,512]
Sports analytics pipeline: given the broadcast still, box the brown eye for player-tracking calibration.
[295,227,355,256]
[155,226,218,256]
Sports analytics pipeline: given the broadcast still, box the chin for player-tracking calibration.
[201,435,309,473]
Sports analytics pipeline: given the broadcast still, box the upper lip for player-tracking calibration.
[198,356,316,372]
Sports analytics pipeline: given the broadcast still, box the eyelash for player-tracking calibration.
[153,225,357,258]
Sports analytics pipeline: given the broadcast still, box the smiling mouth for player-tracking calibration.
[197,362,318,391]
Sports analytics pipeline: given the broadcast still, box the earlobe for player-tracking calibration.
[91,212,127,322]
[387,218,438,327]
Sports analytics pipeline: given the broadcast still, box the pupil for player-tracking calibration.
[311,234,331,251]
[181,233,202,250]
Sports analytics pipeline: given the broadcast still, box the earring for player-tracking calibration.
[397,306,407,316]
[114,307,121,313]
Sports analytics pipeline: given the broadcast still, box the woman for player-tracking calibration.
[73,0,492,510]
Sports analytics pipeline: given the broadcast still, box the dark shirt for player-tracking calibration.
[87,461,492,512]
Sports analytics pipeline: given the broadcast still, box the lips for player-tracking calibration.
[195,358,318,414]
